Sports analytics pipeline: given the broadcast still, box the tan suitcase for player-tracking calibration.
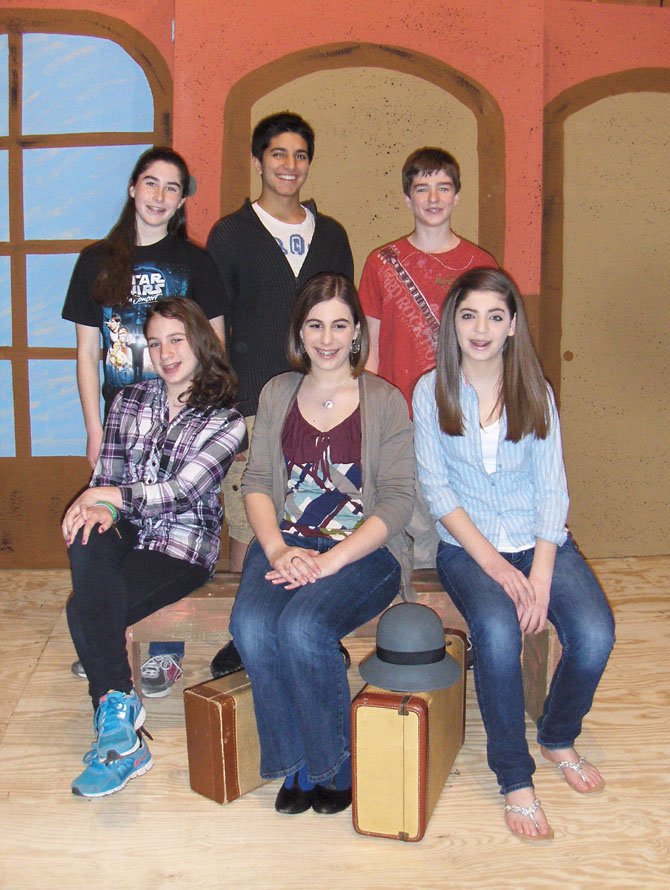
[183,672,268,804]
[351,630,466,841]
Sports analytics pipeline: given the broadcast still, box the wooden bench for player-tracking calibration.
[128,568,561,721]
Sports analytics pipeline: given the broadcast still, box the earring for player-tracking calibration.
[350,337,361,355]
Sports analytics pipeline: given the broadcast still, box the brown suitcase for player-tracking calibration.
[351,630,466,841]
[183,672,268,804]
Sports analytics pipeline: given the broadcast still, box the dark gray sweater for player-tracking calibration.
[207,199,354,415]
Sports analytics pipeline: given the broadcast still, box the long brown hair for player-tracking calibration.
[143,299,237,411]
[436,268,551,441]
[92,147,191,308]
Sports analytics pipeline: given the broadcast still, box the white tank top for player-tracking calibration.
[480,419,532,553]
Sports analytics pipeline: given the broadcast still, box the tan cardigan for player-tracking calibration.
[242,371,416,600]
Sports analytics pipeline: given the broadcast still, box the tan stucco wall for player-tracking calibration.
[252,68,484,278]
[560,91,670,556]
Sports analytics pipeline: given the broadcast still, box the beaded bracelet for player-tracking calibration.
[95,501,119,523]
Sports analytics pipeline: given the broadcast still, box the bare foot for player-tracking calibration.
[504,787,554,841]
[540,745,605,793]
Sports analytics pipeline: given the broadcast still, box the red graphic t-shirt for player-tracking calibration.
[359,236,497,410]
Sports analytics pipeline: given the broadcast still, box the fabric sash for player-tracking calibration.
[379,246,440,345]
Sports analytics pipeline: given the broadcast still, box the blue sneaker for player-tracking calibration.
[94,690,146,763]
[72,737,153,798]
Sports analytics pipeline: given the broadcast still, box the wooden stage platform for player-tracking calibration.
[0,556,667,889]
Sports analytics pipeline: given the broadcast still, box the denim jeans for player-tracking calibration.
[436,536,614,795]
[230,532,401,784]
[66,520,208,705]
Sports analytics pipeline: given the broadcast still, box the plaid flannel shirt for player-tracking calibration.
[92,378,245,574]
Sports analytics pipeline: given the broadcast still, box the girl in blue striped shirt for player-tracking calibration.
[413,268,614,841]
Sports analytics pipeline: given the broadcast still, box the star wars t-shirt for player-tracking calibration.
[62,234,222,411]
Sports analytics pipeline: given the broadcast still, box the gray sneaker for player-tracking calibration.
[140,654,184,698]
[71,659,87,679]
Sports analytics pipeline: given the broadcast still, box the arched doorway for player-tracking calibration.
[543,69,670,556]
[219,42,506,274]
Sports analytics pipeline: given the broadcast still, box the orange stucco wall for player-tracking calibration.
[7,0,670,292]
[5,0,174,67]
[545,0,670,100]
[173,0,544,290]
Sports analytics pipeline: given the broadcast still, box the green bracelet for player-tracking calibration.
[95,501,119,523]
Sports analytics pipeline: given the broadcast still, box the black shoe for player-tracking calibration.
[311,784,352,815]
[210,640,244,678]
[339,642,351,670]
[275,782,313,814]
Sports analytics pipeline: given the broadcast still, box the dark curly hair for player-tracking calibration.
[251,112,315,162]
[143,298,238,411]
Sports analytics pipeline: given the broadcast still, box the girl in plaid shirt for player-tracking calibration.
[62,299,245,798]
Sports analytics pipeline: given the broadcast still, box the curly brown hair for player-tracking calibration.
[143,298,238,411]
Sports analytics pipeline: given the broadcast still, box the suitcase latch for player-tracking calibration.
[398,695,411,716]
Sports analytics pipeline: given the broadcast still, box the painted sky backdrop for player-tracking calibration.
[1,32,155,457]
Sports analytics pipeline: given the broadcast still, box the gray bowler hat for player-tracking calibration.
[359,603,461,692]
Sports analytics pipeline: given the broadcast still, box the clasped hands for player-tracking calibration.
[265,543,341,590]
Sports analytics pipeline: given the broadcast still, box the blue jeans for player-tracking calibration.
[436,536,614,795]
[230,532,400,784]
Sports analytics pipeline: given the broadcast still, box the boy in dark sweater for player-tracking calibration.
[208,112,353,569]
[207,113,353,675]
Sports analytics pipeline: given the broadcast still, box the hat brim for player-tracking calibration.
[358,649,462,693]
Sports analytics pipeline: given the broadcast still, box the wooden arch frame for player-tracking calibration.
[0,9,172,567]
[0,9,172,136]
[220,42,506,264]
[541,67,670,391]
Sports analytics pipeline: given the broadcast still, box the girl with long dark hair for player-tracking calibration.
[62,146,224,696]
[229,273,414,816]
[413,268,614,840]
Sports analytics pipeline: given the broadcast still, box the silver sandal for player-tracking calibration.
[552,755,605,793]
[556,755,588,781]
[504,797,554,841]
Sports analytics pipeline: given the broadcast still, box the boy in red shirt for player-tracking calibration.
[359,147,497,566]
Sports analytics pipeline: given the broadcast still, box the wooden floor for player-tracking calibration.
[0,557,668,889]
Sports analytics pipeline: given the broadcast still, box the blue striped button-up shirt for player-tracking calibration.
[412,371,568,550]
[92,378,246,574]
